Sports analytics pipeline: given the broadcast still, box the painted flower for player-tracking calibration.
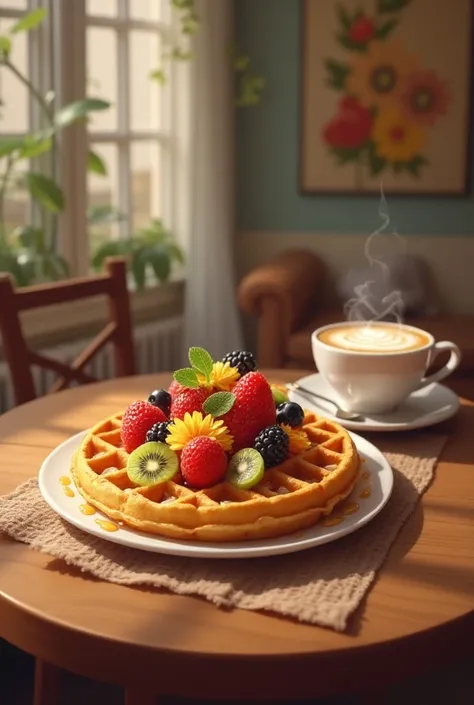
[348,15,375,44]
[399,70,450,125]
[346,40,418,108]
[166,411,233,452]
[372,106,426,162]
[323,96,373,149]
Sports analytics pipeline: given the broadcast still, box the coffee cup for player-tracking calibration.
[311,320,461,415]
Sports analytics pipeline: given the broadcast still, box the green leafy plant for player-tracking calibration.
[91,218,184,290]
[0,8,110,286]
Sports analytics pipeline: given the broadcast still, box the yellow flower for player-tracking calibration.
[347,40,418,109]
[372,106,426,162]
[197,362,240,391]
[281,424,311,455]
[166,411,233,452]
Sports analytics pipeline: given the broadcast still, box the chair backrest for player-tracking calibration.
[0,257,135,407]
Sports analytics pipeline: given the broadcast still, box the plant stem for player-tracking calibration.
[4,59,58,250]
[0,154,15,247]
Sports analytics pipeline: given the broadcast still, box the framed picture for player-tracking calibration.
[300,0,473,195]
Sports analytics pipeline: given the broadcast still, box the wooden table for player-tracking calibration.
[0,371,473,703]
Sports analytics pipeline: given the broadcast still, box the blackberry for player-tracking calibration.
[222,350,257,377]
[276,402,304,428]
[146,421,172,443]
[148,389,171,416]
[254,425,289,468]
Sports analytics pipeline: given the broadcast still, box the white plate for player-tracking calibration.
[38,430,393,560]
[289,373,460,433]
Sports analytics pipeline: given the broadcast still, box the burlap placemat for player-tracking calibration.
[0,433,446,631]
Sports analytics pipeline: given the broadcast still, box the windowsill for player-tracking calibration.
[9,278,186,353]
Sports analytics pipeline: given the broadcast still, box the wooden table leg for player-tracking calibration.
[33,660,61,705]
[125,689,156,705]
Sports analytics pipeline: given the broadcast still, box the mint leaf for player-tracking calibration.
[189,346,213,381]
[202,392,235,417]
[173,368,199,389]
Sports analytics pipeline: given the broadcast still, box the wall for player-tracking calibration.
[235,0,474,316]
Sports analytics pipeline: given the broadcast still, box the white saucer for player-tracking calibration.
[289,373,460,432]
[38,430,393,560]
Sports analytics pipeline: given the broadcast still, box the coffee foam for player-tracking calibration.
[319,324,430,353]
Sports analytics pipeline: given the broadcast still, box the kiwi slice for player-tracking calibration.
[271,384,289,407]
[127,442,179,487]
[226,448,265,490]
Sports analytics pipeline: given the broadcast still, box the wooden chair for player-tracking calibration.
[0,256,135,705]
[0,256,135,407]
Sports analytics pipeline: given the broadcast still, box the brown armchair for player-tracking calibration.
[238,249,474,376]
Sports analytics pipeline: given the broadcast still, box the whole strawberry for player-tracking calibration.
[170,387,210,420]
[121,401,167,453]
[223,371,276,452]
[180,436,228,489]
[168,379,184,399]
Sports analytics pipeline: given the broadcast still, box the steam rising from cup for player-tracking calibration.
[343,186,405,325]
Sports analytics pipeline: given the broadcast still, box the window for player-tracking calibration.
[0,0,182,282]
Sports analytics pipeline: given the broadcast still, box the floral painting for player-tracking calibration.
[300,0,473,194]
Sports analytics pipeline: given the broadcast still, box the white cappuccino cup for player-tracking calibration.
[311,320,461,415]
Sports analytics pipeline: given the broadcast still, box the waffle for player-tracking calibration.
[70,410,361,542]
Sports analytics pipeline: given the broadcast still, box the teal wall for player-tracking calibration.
[235,0,474,235]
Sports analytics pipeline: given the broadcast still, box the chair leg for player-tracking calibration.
[125,688,156,705]
[33,660,61,705]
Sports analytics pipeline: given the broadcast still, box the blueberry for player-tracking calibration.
[276,402,304,428]
[148,389,171,416]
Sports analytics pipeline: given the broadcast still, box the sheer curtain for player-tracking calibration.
[180,0,243,364]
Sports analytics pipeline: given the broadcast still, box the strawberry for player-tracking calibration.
[121,401,167,453]
[168,379,184,399]
[170,387,210,420]
[223,371,276,451]
[180,436,228,489]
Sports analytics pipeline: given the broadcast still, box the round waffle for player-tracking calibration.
[70,410,360,542]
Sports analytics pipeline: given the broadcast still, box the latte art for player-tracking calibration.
[318,324,431,353]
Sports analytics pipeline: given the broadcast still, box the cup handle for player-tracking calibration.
[418,341,462,388]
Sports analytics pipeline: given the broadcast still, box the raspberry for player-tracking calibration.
[223,371,276,451]
[170,387,210,420]
[222,350,257,377]
[121,401,167,453]
[254,425,289,468]
[180,436,228,489]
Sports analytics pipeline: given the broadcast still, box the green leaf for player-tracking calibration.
[173,368,200,389]
[24,172,65,212]
[375,18,398,39]
[324,58,350,90]
[367,143,387,175]
[0,35,12,58]
[0,138,24,157]
[150,69,166,84]
[336,32,368,52]
[43,252,70,280]
[11,8,46,34]
[405,155,428,177]
[19,135,52,159]
[87,205,123,225]
[167,242,185,264]
[330,146,364,165]
[378,0,411,11]
[202,392,235,418]
[189,347,213,380]
[87,149,107,175]
[148,245,171,282]
[54,98,110,128]
[337,4,352,30]
[13,225,46,252]
[131,247,147,289]
[91,239,130,270]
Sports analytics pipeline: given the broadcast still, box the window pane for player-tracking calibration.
[131,141,160,231]
[129,0,161,21]
[3,162,29,235]
[0,17,29,133]
[87,27,117,131]
[1,1,28,8]
[88,144,119,252]
[86,0,116,17]
[130,30,161,131]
